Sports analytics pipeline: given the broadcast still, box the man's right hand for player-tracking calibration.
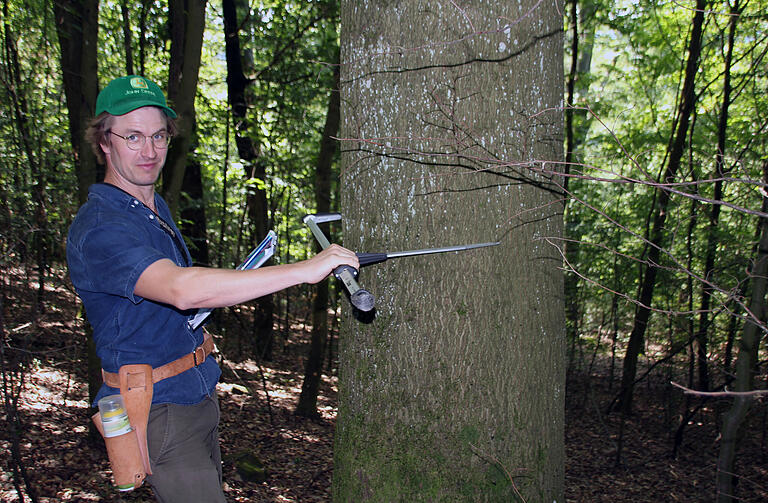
[300,244,360,284]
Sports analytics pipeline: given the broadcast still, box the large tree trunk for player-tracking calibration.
[334,1,564,501]
[716,161,768,502]
[616,0,707,415]
[296,62,340,417]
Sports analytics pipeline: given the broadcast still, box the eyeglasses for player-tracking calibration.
[108,130,171,150]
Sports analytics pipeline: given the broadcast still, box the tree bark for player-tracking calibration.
[617,0,707,415]
[334,1,564,500]
[296,62,340,417]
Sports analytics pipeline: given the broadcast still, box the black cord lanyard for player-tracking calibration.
[153,214,190,263]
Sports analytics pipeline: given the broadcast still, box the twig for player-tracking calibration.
[468,443,528,502]
[670,381,768,398]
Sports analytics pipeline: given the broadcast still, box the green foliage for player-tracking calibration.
[195,0,340,270]
[566,0,768,371]
[0,0,78,263]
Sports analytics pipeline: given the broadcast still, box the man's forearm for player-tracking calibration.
[134,244,359,310]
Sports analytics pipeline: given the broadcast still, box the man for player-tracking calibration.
[66,75,358,502]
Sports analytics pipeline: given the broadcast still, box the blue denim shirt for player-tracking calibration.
[67,183,220,406]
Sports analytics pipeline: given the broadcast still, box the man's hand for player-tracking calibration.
[301,244,360,284]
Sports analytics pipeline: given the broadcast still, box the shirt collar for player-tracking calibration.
[88,182,157,212]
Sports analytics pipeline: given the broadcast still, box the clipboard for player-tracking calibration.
[187,230,277,330]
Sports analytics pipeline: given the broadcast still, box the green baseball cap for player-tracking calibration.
[95,75,177,118]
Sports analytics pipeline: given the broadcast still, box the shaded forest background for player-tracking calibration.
[1,0,768,501]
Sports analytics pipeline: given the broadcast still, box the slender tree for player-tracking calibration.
[564,0,582,369]
[695,0,741,393]
[222,0,273,359]
[137,0,151,75]
[120,0,134,75]
[716,161,768,502]
[563,0,597,375]
[3,6,47,313]
[53,0,102,421]
[616,0,707,415]
[296,61,340,417]
[162,0,207,221]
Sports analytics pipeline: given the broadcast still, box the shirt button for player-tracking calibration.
[149,214,155,219]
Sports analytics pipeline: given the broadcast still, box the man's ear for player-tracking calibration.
[100,139,111,158]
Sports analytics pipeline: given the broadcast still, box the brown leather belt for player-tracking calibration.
[102,334,214,389]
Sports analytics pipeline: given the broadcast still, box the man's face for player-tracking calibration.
[101,106,169,190]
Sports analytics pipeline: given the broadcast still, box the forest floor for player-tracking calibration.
[2,268,768,502]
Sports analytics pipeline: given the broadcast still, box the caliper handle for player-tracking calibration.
[333,265,375,312]
[356,252,388,267]
[303,214,375,313]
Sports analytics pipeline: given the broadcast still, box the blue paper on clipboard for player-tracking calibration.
[188,230,277,330]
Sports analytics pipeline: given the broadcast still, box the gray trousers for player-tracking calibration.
[145,394,227,503]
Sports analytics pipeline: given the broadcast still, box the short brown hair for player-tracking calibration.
[85,109,179,165]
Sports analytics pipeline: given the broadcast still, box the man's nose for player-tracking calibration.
[141,137,157,157]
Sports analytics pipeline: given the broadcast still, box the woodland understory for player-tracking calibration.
[2,0,768,499]
[2,269,767,503]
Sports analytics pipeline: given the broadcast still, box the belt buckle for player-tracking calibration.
[193,345,205,366]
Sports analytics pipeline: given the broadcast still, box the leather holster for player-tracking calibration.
[92,364,154,490]
[117,364,154,475]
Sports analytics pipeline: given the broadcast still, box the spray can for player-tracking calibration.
[97,395,143,491]
[98,395,133,438]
